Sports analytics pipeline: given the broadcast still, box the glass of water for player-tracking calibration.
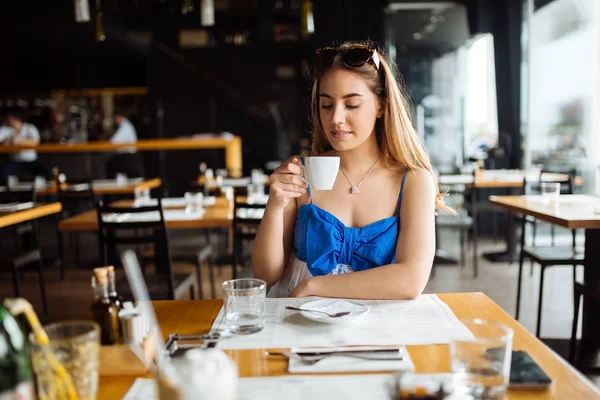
[30,321,101,400]
[450,319,513,399]
[541,182,561,203]
[221,278,266,334]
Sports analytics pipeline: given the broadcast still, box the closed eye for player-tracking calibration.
[346,105,360,109]
[321,105,333,110]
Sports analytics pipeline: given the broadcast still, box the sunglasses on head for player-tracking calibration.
[315,46,381,71]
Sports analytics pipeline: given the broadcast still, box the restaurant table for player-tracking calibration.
[439,170,583,264]
[0,202,62,229]
[490,195,600,370]
[0,136,243,178]
[0,178,162,197]
[97,293,600,399]
[58,197,233,232]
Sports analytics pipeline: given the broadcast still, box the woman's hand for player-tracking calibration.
[268,156,308,210]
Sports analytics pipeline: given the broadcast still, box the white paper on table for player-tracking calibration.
[211,295,473,350]
[134,196,217,208]
[123,375,396,400]
[92,178,144,188]
[287,345,413,373]
[103,209,205,223]
[0,202,35,212]
[122,378,156,400]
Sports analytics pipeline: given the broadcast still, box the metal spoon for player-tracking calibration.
[285,306,351,318]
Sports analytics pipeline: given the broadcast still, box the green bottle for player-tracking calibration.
[0,299,34,400]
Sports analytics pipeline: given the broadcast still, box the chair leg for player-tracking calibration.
[472,225,478,278]
[189,285,195,300]
[37,259,48,316]
[569,283,583,364]
[530,223,536,276]
[195,259,204,300]
[57,231,66,280]
[12,268,21,297]
[209,257,216,299]
[460,229,466,267]
[536,266,546,338]
[75,235,81,266]
[516,249,525,320]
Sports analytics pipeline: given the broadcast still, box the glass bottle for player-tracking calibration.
[106,266,123,310]
[89,271,120,345]
[95,0,106,42]
[0,299,35,400]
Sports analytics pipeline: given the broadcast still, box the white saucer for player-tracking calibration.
[297,299,370,324]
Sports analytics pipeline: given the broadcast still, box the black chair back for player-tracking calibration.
[0,184,37,204]
[56,178,96,218]
[96,199,176,299]
[232,195,265,278]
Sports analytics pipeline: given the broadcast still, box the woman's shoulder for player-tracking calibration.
[402,168,436,197]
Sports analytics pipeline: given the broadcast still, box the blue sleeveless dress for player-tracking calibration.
[267,171,408,297]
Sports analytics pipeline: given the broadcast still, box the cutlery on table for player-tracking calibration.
[285,306,350,318]
[267,350,404,365]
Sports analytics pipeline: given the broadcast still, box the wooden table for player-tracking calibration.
[58,197,233,232]
[0,178,162,196]
[439,171,583,189]
[440,170,584,264]
[0,202,62,229]
[0,136,243,177]
[97,293,600,399]
[490,195,600,369]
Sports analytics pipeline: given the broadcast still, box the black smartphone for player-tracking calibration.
[508,350,553,389]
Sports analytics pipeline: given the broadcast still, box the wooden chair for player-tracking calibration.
[515,174,583,337]
[0,185,48,314]
[55,177,96,275]
[209,195,264,297]
[96,199,195,300]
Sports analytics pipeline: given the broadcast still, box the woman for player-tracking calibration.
[252,41,452,299]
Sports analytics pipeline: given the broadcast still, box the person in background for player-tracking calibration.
[252,41,453,299]
[104,110,142,179]
[0,109,48,182]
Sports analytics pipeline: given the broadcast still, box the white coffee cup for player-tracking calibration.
[301,156,340,190]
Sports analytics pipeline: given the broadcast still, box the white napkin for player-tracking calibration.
[287,346,414,373]
[0,202,35,212]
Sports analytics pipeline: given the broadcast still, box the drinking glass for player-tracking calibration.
[221,278,266,334]
[541,182,560,203]
[116,173,127,186]
[7,175,18,188]
[450,319,513,399]
[134,188,150,203]
[29,321,100,400]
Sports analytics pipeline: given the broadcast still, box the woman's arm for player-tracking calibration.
[290,168,436,299]
[251,157,308,286]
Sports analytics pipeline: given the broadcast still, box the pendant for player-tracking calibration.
[350,186,360,194]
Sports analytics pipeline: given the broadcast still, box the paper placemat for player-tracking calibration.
[210,295,472,349]
[103,209,205,223]
[123,374,396,400]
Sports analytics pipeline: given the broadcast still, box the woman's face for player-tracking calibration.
[318,68,382,152]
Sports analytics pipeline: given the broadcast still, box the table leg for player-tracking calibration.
[575,228,600,369]
[483,187,519,263]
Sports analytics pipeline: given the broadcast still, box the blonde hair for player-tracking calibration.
[310,41,452,213]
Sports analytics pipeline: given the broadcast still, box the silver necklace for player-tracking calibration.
[339,154,381,194]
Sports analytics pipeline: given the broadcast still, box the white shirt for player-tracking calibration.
[110,119,137,154]
[0,123,39,162]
